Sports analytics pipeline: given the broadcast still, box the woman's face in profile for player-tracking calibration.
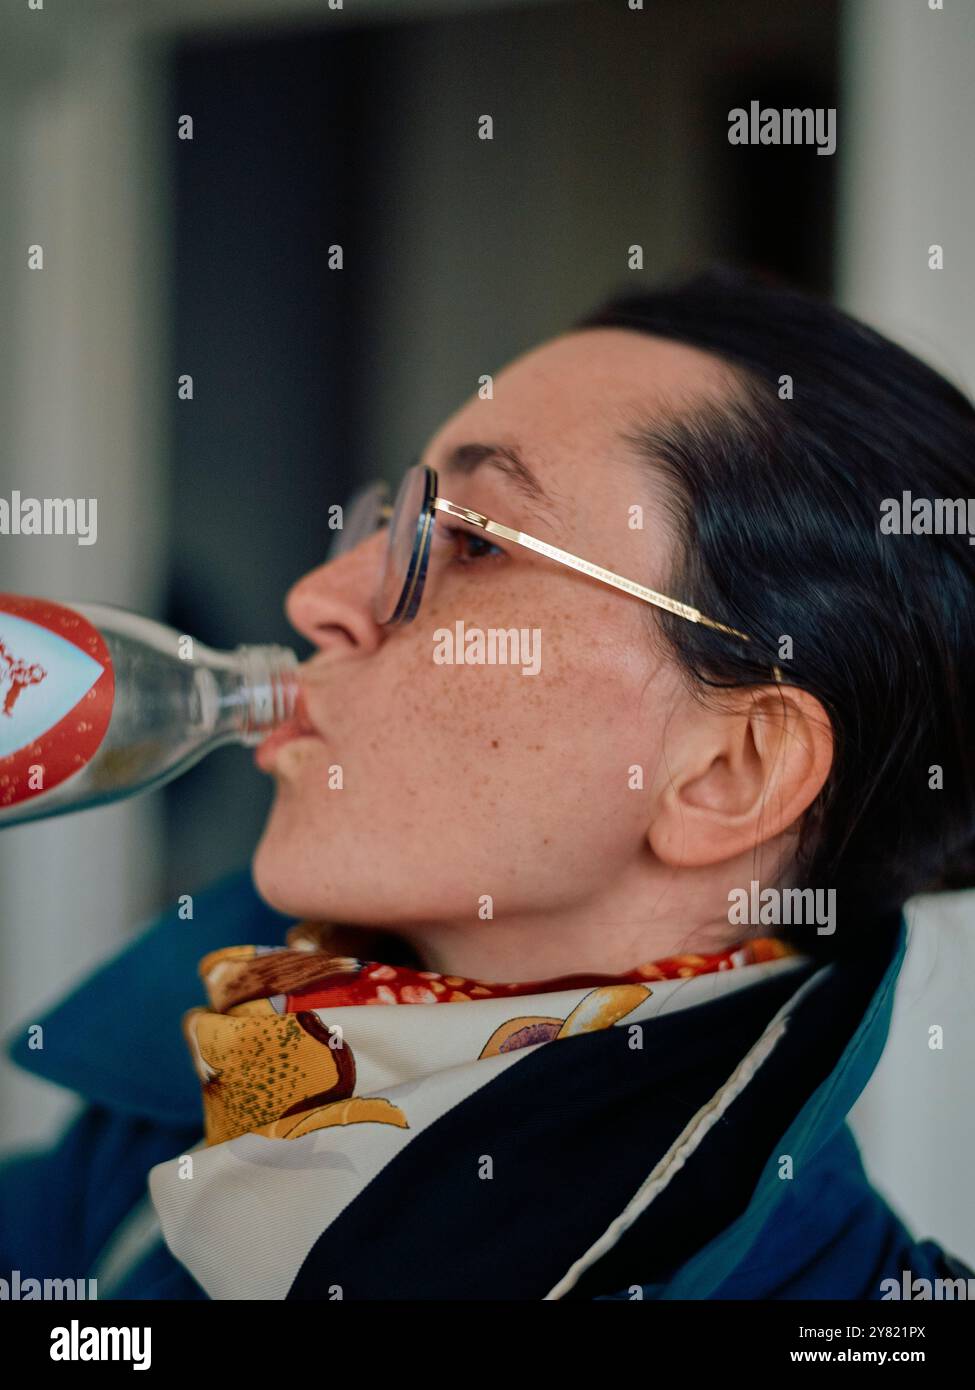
[251,328,828,975]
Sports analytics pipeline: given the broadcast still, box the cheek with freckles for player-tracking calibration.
[380,597,660,880]
[254,586,669,922]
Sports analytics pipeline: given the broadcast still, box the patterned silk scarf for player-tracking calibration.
[182,924,797,1146]
[148,922,810,1299]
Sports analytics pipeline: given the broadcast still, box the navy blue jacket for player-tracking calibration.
[1,870,970,1299]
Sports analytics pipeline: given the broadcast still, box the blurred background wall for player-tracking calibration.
[0,0,972,1264]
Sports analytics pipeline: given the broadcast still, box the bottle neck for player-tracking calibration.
[207,645,300,745]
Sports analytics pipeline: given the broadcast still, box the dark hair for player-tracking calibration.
[575,265,975,957]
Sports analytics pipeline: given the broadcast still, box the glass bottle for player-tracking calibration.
[0,593,299,829]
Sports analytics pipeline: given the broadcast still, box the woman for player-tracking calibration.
[3,267,974,1299]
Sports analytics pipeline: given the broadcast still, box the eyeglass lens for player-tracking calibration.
[374,464,434,625]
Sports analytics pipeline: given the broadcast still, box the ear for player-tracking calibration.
[646,684,834,869]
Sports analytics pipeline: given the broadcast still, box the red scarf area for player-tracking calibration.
[198,923,795,1016]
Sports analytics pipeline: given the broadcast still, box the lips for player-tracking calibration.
[254,684,324,771]
[292,686,321,737]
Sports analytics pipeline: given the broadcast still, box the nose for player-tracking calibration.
[284,529,387,658]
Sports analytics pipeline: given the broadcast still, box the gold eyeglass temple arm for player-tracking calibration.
[433,497,753,645]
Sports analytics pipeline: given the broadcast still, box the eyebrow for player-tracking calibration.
[438,442,557,516]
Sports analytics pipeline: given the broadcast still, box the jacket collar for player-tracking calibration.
[657,911,907,1298]
[3,870,294,1128]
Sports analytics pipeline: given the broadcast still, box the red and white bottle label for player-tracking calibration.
[0,595,115,808]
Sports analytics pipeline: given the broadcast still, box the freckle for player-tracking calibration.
[490,739,499,749]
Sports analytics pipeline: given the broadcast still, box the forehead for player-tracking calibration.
[427,328,734,477]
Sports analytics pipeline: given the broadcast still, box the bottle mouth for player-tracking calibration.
[235,645,300,740]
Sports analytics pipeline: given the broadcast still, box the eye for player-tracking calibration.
[440,523,506,564]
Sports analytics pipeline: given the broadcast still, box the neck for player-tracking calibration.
[397,853,774,983]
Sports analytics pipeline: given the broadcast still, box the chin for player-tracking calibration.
[250,831,319,920]
[252,822,367,926]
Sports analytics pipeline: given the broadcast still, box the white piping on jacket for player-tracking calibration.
[545,961,836,1299]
